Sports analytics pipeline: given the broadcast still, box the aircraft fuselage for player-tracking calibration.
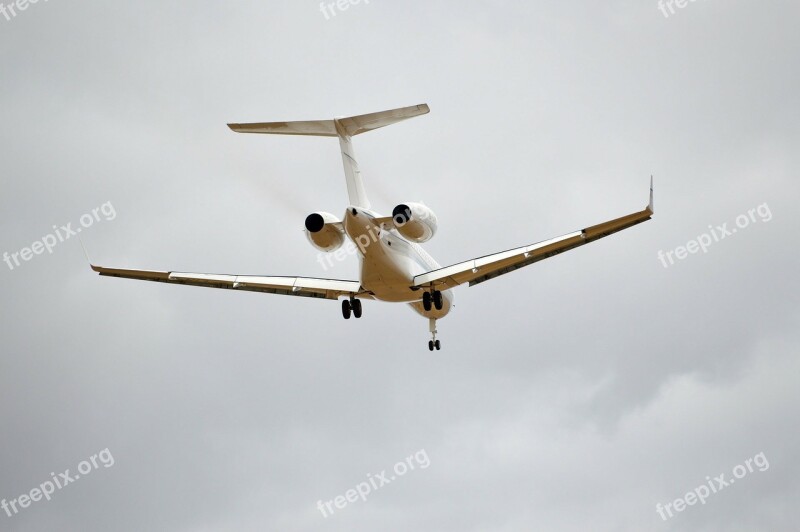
[343,206,453,319]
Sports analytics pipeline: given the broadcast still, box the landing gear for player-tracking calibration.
[342,298,362,320]
[428,318,441,350]
[432,290,443,311]
[422,289,443,312]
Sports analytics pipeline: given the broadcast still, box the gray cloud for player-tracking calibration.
[1,1,798,530]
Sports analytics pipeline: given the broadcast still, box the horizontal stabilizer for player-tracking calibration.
[228,103,430,137]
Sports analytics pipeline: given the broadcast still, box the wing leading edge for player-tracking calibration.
[412,178,654,290]
[90,265,372,301]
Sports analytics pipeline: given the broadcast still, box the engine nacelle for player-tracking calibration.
[392,202,438,243]
[305,212,345,252]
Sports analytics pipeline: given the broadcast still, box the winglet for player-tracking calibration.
[648,175,654,214]
[78,236,102,272]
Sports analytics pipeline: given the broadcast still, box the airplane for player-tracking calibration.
[89,103,654,351]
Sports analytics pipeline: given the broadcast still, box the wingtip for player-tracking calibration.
[77,237,105,273]
[77,236,96,268]
[648,175,655,214]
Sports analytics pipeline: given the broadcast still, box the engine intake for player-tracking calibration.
[304,212,345,252]
[392,202,438,243]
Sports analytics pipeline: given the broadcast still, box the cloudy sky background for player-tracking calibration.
[1,1,798,530]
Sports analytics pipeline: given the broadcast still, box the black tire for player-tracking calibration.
[434,340,441,350]
[342,299,351,320]
[352,298,362,319]
[428,340,434,351]
[422,291,432,312]
[433,290,443,310]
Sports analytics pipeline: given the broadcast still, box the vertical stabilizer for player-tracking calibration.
[335,120,369,208]
[228,104,430,209]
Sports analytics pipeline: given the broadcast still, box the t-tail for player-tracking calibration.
[228,103,430,209]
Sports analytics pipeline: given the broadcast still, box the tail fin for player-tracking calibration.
[228,104,430,208]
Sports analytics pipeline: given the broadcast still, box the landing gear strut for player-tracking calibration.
[428,318,441,351]
[342,298,363,319]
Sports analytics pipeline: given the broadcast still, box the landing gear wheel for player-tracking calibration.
[432,290,443,311]
[342,299,352,320]
[434,340,441,350]
[428,340,434,351]
[422,291,432,312]
[352,298,362,319]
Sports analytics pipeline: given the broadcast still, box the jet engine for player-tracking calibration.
[391,202,438,243]
[304,212,345,252]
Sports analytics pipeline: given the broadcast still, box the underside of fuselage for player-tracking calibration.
[342,206,452,319]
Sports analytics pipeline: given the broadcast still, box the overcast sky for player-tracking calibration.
[1,1,799,530]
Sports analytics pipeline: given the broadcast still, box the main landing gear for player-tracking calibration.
[422,289,443,312]
[428,318,441,351]
[341,298,362,319]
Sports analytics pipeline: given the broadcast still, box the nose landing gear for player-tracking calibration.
[428,318,441,351]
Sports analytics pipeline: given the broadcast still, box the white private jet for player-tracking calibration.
[90,104,653,350]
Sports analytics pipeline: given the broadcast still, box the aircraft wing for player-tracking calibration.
[90,265,372,300]
[412,179,654,290]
